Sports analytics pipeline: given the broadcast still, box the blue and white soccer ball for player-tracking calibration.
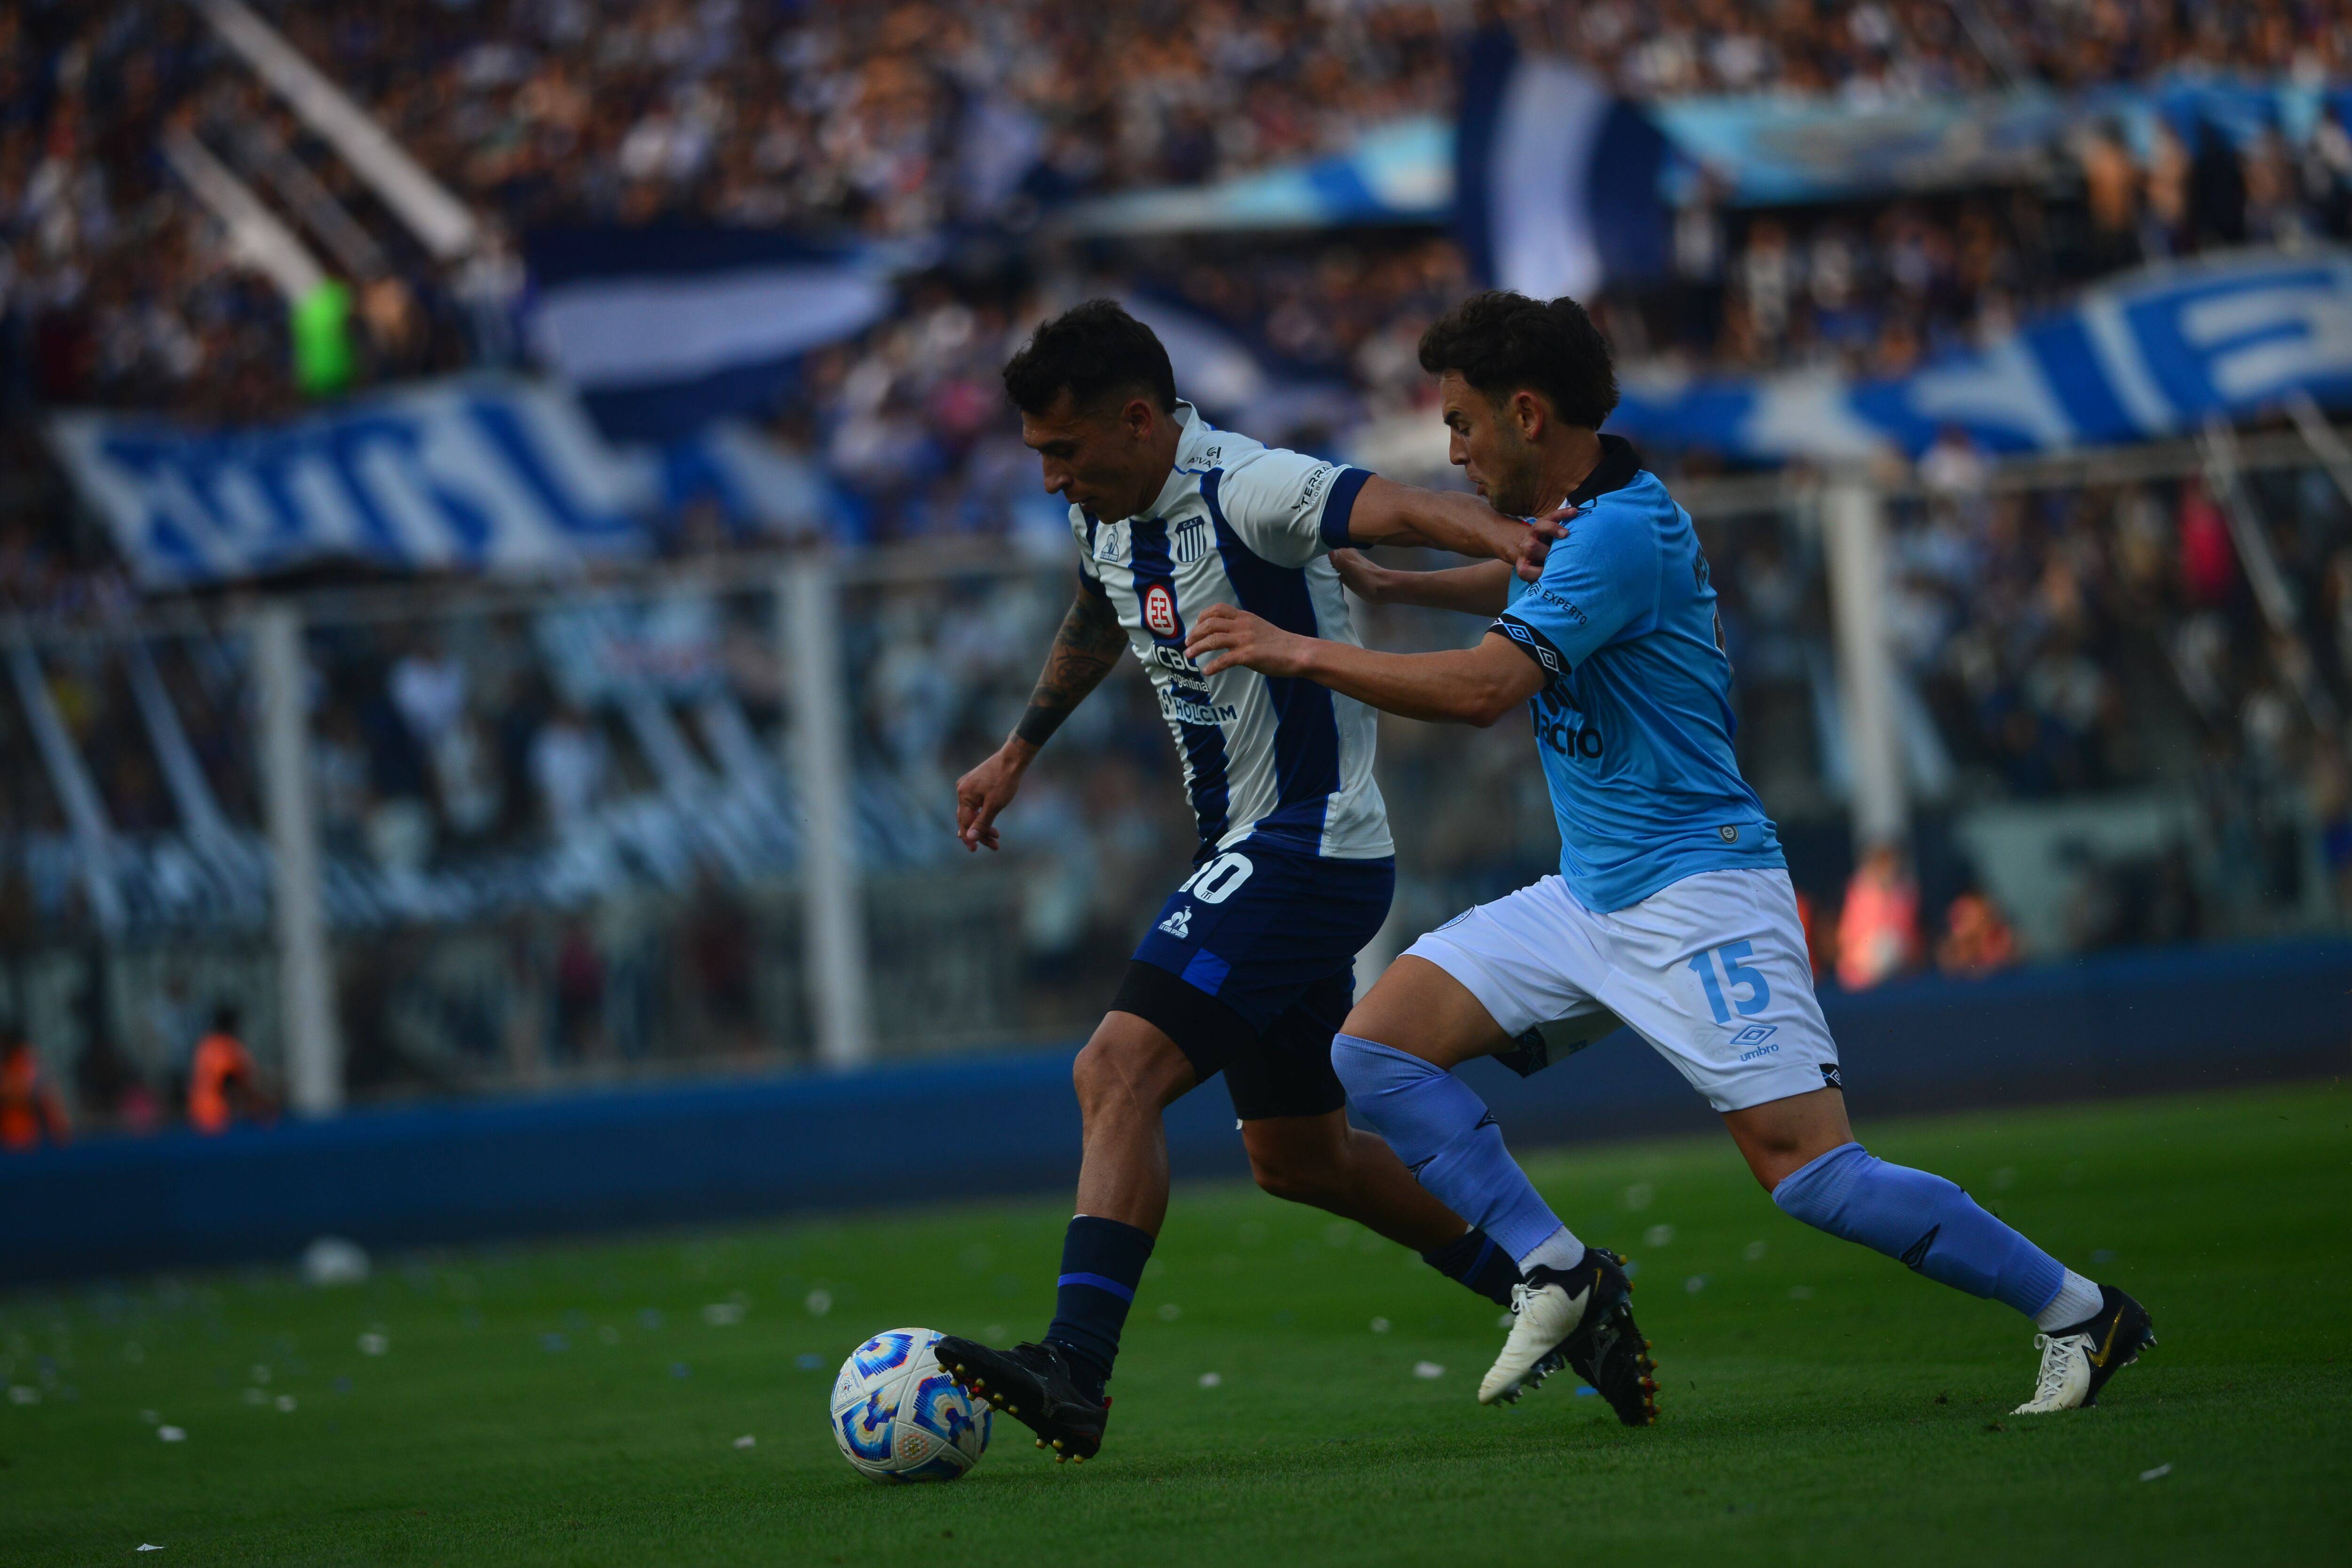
[830,1328,992,1482]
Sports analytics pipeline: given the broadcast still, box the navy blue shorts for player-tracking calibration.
[1114,838,1394,1121]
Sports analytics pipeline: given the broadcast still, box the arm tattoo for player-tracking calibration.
[1014,583,1127,749]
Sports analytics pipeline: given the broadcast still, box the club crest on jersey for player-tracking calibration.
[1172,514,1210,564]
[1143,582,1179,637]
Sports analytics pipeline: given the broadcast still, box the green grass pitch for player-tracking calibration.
[3,1082,2346,1567]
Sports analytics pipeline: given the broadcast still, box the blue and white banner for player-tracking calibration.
[1659,77,2352,209]
[1057,118,1452,235]
[48,376,650,589]
[1454,30,1670,301]
[524,226,895,442]
[1610,248,2352,460]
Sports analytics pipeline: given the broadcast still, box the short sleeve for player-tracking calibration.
[1489,505,1654,684]
[1071,506,1109,596]
[1208,446,1372,567]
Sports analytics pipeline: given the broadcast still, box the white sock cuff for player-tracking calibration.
[1515,1224,1587,1274]
[2034,1268,2105,1331]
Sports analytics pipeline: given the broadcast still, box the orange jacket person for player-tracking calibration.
[1,1027,71,1150]
[189,1005,271,1134]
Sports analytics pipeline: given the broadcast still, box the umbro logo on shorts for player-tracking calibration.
[1820,1063,1844,1090]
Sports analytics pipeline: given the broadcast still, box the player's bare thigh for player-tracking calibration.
[1720,1086,1853,1192]
[1342,955,1516,1070]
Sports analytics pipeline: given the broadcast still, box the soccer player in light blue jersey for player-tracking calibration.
[1187,291,2153,1422]
[937,300,1612,1463]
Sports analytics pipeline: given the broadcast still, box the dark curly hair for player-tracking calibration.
[1001,298,1178,417]
[1416,291,1618,430]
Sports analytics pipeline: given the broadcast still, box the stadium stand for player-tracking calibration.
[0,0,2347,1141]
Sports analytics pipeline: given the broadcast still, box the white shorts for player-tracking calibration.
[1402,867,1841,1114]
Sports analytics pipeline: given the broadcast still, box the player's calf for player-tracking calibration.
[1772,1140,2154,1408]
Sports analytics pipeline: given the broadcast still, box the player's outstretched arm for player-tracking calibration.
[1342,476,1563,581]
[955,582,1126,852]
[1330,549,1512,616]
[1186,606,1542,728]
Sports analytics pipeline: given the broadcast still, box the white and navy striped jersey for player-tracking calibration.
[1073,402,1392,861]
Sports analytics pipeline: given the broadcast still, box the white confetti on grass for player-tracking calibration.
[2140,1463,2172,1481]
[357,1333,389,1357]
[1156,1304,1181,1322]
[8,1385,37,1405]
[1644,1224,1676,1247]
[732,1434,756,1449]
[136,1544,164,1552]
[1412,1361,1446,1379]
[1197,1372,1221,1388]
[1369,1318,1391,1334]
[157,1426,186,1443]
[701,1304,745,1327]
[1743,1240,1768,1261]
[274,1396,296,1414]
[803,1290,832,1318]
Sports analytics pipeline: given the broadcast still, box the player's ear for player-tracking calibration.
[1119,395,1158,441]
[1510,388,1547,444]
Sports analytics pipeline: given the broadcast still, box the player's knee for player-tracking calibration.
[1247,1151,1343,1208]
[1072,1028,1187,1121]
[1071,1037,1125,1118]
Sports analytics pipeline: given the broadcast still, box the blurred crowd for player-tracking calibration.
[7,1,2352,1121]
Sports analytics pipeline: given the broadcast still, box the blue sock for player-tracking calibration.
[1043,1214,1154,1399]
[1772,1142,2063,1319]
[1331,1034,1568,1264]
[1420,1226,1523,1307]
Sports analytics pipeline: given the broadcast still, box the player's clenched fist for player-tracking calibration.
[1184,604,1314,678]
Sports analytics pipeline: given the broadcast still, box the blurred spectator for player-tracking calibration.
[552,921,605,1061]
[188,1003,271,1133]
[529,705,608,831]
[2177,477,2238,609]
[1793,886,1834,982]
[0,1022,71,1150]
[1836,843,1922,990]
[686,873,759,1056]
[1935,890,2018,978]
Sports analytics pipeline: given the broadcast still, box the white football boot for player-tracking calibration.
[2011,1284,2155,1414]
[1478,1248,1652,1416]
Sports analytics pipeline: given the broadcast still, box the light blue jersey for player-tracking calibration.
[1489,436,1783,912]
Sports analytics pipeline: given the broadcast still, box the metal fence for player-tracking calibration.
[3,427,2349,1130]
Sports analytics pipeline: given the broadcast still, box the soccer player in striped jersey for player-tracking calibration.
[936,301,1644,1463]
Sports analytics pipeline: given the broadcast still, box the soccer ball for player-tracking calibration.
[829,1328,991,1482]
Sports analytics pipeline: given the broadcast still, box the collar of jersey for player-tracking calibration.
[1563,434,1644,509]
[1132,400,1215,521]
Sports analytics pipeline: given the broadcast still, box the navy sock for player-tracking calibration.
[1042,1214,1155,1400]
[1420,1226,1523,1307]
